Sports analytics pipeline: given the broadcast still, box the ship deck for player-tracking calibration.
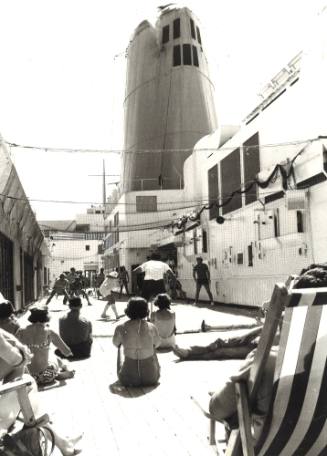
[20,297,258,456]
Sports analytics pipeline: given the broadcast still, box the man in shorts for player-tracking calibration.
[193,257,214,306]
[46,273,70,305]
[133,253,175,301]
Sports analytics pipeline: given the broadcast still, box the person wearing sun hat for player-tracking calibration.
[16,306,75,385]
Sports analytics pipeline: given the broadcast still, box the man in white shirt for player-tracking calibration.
[133,253,175,301]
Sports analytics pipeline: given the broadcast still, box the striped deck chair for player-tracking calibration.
[228,286,327,456]
[191,283,288,450]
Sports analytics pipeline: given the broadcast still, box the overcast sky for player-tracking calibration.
[0,0,323,220]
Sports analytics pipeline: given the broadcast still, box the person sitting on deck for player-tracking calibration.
[16,306,75,385]
[0,300,20,335]
[58,297,93,359]
[113,297,161,387]
[208,264,327,443]
[150,293,176,349]
[0,328,83,455]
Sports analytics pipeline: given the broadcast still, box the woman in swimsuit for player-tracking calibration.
[113,297,161,387]
[150,294,176,349]
[17,306,74,385]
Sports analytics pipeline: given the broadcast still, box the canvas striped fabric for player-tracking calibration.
[255,288,327,456]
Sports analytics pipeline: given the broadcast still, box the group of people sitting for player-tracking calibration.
[1,260,325,454]
[113,293,176,387]
[0,297,92,386]
[0,298,87,455]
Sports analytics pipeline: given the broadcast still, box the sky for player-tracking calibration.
[0,0,324,220]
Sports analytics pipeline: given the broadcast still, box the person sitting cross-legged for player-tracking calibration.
[16,306,75,386]
[150,293,176,349]
[113,297,161,387]
[58,297,93,359]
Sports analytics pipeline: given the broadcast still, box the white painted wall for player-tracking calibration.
[49,239,101,283]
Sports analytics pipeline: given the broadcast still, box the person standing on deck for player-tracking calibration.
[133,253,175,303]
[193,257,214,306]
[118,266,130,297]
[63,267,78,304]
[95,268,105,298]
[71,272,92,306]
[46,274,70,305]
[100,271,120,320]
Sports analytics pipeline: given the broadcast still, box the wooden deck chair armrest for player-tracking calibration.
[0,378,36,427]
[0,378,33,396]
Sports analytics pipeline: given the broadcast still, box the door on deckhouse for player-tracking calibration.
[0,231,14,303]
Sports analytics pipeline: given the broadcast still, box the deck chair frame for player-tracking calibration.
[193,282,288,452]
[228,284,327,456]
[0,378,37,428]
[225,283,289,456]
[0,378,52,456]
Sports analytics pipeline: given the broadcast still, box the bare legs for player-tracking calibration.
[101,295,119,319]
[44,426,82,455]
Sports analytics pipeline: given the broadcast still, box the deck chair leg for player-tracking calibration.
[209,418,216,445]
[16,386,36,427]
[235,382,255,456]
[225,430,241,456]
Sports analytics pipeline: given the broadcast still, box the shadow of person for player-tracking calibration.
[109,381,159,397]
[38,379,67,392]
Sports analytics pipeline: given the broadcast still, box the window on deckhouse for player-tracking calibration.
[173,45,181,66]
[190,19,195,39]
[196,26,202,44]
[243,132,260,205]
[208,164,219,220]
[221,148,242,215]
[136,196,157,212]
[192,46,199,66]
[183,44,192,65]
[173,18,180,39]
[162,25,169,44]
